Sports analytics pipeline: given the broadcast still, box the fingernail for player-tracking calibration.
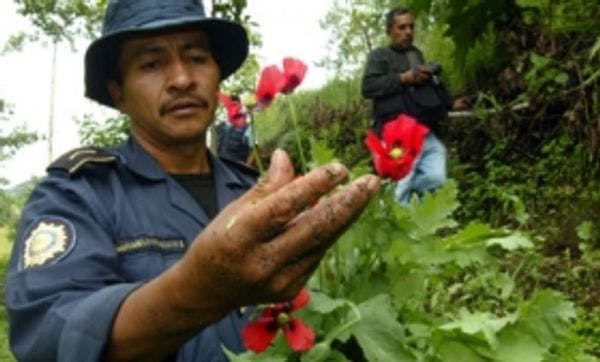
[329,162,345,175]
[366,175,379,192]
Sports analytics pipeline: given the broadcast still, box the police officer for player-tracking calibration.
[4,1,379,361]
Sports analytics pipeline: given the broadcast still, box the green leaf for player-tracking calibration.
[309,137,336,168]
[486,233,534,251]
[434,339,490,362]
[407,180,459,239]
[308,291,349,314]
[223,347,287,362]
[439,309,518,349]
[530,53,552,69]
[493,328,547,362]
[554,72,569,85]
[350,295,414,361]
[576,221,594,241]
[515,289,576,346]
[494,290,576,361]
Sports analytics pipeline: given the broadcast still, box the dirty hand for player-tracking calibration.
[176,149,379,313]
[400,65,432,85]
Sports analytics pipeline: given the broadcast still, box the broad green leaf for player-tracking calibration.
[308,291,349,314]
[493,328,547,362]
[350,295,414,361]
[408,180,459,239]
[431,328,495,362]
[435,339,490,362]
[494,290,576,361]
[439,309,518,349]
[515,290,576,346]
[486,233,534,251]
[301,343,350,362]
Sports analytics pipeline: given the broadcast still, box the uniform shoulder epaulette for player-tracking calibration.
[218,156,260,179]
[47,146,117,176]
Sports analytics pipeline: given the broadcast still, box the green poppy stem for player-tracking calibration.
[287,98,308,174]
[248,111,265,174]
[323,301,362,345]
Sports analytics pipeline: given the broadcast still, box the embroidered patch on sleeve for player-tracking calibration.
[22,217,76,269]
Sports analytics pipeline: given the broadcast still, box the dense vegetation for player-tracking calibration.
[1,0,598,360]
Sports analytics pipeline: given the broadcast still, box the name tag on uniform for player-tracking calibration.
[116,238,186,254]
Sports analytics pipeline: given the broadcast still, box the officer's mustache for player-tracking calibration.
[159,94,210,116]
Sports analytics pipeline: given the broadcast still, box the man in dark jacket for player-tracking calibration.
[362,7,468,203]
[4,1,379,361]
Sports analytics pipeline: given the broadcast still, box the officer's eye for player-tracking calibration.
[189,52,209,64]
[140,60,160,71]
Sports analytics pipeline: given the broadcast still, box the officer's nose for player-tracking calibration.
[167,59,195,93]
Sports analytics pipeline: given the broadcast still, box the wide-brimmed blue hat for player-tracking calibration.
[84,0,249,108]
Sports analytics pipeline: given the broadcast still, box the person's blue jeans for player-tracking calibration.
[395,133,447,204]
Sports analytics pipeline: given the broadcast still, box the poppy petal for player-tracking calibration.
[281,57,308,94]
[255,65,285,109]
[283,318,315,352]
[364,113,429,180]
[241,317,278,353]
[290,288,310,310]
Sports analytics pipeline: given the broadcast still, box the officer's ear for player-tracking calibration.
[107,80,126,112]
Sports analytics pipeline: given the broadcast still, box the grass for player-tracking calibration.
[0,227,16,361]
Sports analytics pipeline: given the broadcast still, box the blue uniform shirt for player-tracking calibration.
[5,137,257,361]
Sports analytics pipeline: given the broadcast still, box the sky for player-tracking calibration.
[0,1,334,188]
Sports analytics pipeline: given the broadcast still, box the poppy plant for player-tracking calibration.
[242,288,315,353]
[365,114,429,180]
[281,57,308,94]
[254,65,285,110]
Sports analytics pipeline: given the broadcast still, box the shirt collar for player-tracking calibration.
[111,136,248,188]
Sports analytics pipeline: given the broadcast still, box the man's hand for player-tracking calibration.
[399,65,432,85]
[176,149,379,311]
[452,96,471,111]
[107,150,379,361]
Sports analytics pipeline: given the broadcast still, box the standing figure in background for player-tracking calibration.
[361,6,469,203]
[217,93,252,164]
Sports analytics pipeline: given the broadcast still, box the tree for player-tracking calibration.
[320,0,392,77]
[0,99,37,230]
[0,100,38,175]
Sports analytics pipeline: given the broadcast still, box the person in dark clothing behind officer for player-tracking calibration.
[216,93,252,164]
[4,1,380,361]
[361,7,469,204]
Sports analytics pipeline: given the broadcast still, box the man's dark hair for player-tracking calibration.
[385,7,411,32]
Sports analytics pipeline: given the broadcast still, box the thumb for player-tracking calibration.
[263,149,296,192]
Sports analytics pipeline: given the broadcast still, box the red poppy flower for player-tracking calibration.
[242,288,315,353]
[218,92,247,127]
[255,65,285,110]
[281,57,307,94]
[364,114,429,180]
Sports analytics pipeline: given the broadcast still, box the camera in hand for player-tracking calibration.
[426,62,442,85]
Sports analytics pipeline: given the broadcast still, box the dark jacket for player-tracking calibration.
[5,137,257,361]
[361,45,453,134]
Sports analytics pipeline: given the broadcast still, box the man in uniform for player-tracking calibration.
[4,1,379,360]
[361,7,469,203]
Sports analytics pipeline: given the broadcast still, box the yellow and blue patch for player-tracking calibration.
[21,217,75,269]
